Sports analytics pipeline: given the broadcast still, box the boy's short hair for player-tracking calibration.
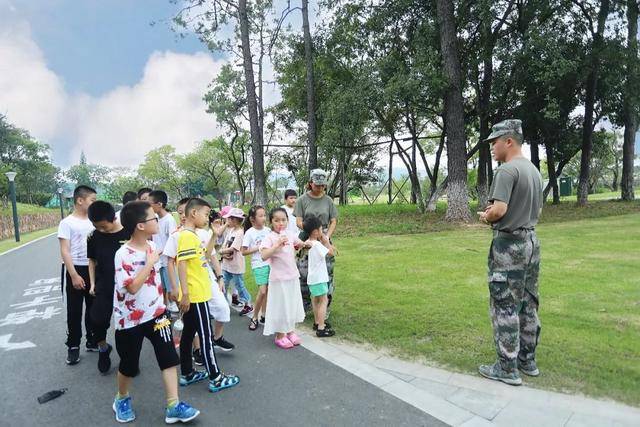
[137,187,153,199]
[284,189,297,200]
[122,191,137,205]
[120,201,151,234]
[185,198,211,216]
[73,185,97,204]
[148,190,168,209]
[177,197,191,207]
[303,214,323,235]
[88,200,116,223]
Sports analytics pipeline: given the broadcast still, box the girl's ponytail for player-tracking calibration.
[244,205,264,233]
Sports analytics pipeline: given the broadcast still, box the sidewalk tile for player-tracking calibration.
[447,388,509,420]
[491,401,572,427]
[458,416,496,427]
[379,368,416,383]
[381,379,476,426]
[565,413,616,427]
[410,378,460,399]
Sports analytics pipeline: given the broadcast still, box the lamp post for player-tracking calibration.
[5,172,19,242]
[57,187,65,219]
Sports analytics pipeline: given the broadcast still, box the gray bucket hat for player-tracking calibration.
[484,119,523,142]
[310,169,328,186]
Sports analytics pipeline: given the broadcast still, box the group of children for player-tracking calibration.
[58,185,336,424]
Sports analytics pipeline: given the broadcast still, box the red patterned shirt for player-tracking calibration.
[113,241,166,330]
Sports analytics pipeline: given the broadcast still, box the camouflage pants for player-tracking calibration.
[488,229,541,373]
[297,249,335,313]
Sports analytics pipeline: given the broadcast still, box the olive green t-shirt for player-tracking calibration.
[488,157,543,232]
[293,192,338,230]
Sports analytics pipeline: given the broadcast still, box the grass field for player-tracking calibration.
[329,208,640,405]
[336,198,640,237]
[244,199,640,405]
[0,203,57,216]
[0,227,57,254]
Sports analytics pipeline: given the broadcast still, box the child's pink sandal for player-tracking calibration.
[275,336,294,349]
[286,332,301,346]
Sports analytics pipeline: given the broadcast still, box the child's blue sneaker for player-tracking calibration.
[165,401,200,424]
[112,395,135,423]
[179,370,208,386]
[208,372,240,393]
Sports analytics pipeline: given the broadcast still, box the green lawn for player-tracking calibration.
[328,213,640,406]
[0,227,57,254]
[0,203,57,216]
[336,199,640,237]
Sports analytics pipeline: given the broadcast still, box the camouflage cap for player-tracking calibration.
[310,168,328,186]
[484,119,523,142]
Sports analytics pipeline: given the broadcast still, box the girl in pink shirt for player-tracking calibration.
[260,207,311,349]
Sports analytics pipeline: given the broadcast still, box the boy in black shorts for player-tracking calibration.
[112,201,199,424]
[87,201,130,374]
[58,185,97,365]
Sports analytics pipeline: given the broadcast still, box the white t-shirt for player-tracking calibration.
[164,228,216,259]
[152,213,177,267]
[307,240,330,286]
[242,226,271,269]
[282,205,301,236]
[57,215,95,266]
[115,210,121,221]
[113,241,166,330]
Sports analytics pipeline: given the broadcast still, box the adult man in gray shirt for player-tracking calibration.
[478,119,543,386]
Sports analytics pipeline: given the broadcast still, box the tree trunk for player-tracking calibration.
[388,141,393,204]
[339,148,347,205]
[436,0,471,222]
[530,140,540,170]
[239,0,267,206]
[426,132,446,212]
[410,139,418,204]
[577,0,610,206]
[622,0,638,201]
[302,0,318,171]
[545,142,560,204]
[476,22,493,210]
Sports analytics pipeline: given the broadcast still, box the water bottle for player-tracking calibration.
[172,315,183,348]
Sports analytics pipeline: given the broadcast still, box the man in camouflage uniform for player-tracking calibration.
[478,119,543,386]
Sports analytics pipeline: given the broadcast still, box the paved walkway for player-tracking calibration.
[299,332,640,426]
[0,235,444,426]
[3,234,639,426]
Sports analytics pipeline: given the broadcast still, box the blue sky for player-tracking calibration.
[7,0,208,96]
[0,0,308,167]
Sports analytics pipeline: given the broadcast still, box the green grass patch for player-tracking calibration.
[0,203,57,216]
[336,199,640,237]
[328,213,640,405]
[0,227,57,254]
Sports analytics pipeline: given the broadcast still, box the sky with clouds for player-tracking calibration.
[0,0,310,168]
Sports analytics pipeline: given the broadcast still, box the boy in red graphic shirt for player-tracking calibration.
[112,201,199,424]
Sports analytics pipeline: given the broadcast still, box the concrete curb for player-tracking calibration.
[299,331,640,426]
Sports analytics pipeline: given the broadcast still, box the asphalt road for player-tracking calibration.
[0,234,445,426]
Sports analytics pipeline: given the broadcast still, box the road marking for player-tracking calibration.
[0,334,36,351]
[0,232,57,257]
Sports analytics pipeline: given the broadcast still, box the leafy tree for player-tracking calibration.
[65,151,111,190]
[137,146,186,199]
[0,115,60,206]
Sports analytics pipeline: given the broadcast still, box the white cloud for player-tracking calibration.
[0,21,67,140]
[0,21,225,167]
[74,51,224,165]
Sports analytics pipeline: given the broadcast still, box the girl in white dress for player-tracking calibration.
[260,208,311,349]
